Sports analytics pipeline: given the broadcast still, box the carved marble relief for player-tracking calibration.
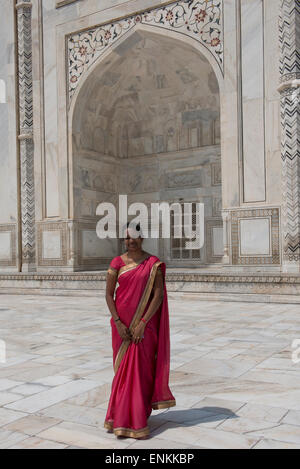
[72,31,220,160]
[16,0,36,271]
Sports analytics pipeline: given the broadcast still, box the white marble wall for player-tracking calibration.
[0,0,284,272]
[42,0,281,269]
[42,231,62,259]
[240,0,266,203]
[0,232,12,260]
[239,218,271,256]
[263,0,282,207]
[238,0,281,206]
[221,0,240,209]
[0,1,18,268]
[221,0,281,208]
[220,0,282,270]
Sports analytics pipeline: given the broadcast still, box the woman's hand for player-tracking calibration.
[132,321,146,344]
[115,320,132,341]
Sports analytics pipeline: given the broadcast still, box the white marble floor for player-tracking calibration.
[0,292,299,449]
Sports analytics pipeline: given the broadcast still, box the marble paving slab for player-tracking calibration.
[0,294,300,448]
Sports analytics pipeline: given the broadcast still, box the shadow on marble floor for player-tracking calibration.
[148,407,238,437]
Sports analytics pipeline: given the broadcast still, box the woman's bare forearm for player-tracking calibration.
[142,291,164,324]
[106,294,119,321]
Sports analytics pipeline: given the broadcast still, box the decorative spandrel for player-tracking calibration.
[68,0,224,103]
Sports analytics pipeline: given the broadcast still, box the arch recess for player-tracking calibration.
[68,25,223,268]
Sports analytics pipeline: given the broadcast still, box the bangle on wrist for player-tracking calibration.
[114,316,120,322]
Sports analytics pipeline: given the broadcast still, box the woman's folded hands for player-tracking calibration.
[131,321,146,344]
[115,319,146,344]
[115,321,132,341]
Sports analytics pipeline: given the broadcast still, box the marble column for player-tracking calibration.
[279,0,300,272]
[16,0,36,272]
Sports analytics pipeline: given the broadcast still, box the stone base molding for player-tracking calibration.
[2,271,300,303]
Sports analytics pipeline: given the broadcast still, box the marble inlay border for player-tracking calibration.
[231,208,280,265]
[37,222,68,267]
[1,272,300,284]
[0,225,17,267]
[67,0,224,102]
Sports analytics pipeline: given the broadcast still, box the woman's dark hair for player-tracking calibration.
[122,221,143,239]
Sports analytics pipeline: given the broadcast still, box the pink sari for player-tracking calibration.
[104,254,176,438]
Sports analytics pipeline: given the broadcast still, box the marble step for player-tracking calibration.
[1,271,300,303]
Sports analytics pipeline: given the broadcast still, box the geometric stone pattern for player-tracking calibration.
[19,139,35,267]
[279,0,300,264]
[279,0,300,83]
[16,0,36,271]
[3,270,300,286]
[281,87,300,263]
[68,0,224,102]
[231,209,280,265]
[0,293,300,449]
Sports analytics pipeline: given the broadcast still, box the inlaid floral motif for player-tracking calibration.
[68,0,223,103]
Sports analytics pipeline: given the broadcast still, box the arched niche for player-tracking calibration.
[70,28,223,268]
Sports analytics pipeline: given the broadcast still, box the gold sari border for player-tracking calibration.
[114,261,163,374]
[118,264,139,279]
[117,255,151,280]
[107,267,118,276]
[104,421,149,439]
[130,260,163,331]
[104,421,113,432]
[152,399,176,410]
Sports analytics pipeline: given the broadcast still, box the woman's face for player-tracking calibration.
[124,228,143,252]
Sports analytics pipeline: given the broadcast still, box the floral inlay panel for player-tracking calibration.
[68,0,223,102]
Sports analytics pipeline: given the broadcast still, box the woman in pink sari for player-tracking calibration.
[104,223,176,439]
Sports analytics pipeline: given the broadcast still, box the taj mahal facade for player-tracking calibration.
[0,0,299,299]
